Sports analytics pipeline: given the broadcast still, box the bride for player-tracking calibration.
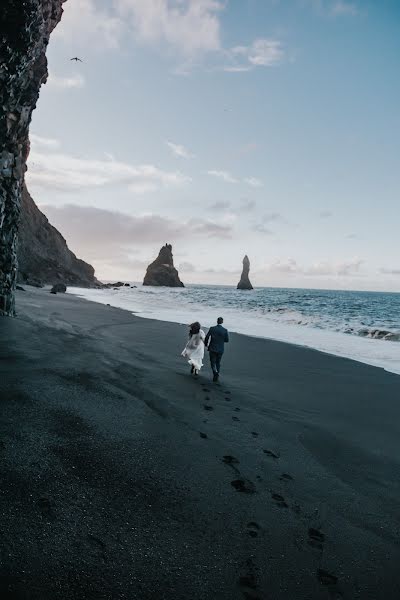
[181,321,206,375]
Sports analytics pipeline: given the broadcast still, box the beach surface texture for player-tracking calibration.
[1,287,400,599]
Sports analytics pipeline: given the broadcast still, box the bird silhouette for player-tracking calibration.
[70,57,83,62]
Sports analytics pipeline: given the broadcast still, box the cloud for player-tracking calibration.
[319,210,333,218]
[39,204,233,266]
[380,268,400,276]
[188,219,232,239]
[115,0,223,56]
[244,177,263,188]
[209,198,257,214]
[304,0,360,17]
[54,0,123,49]
[166,141,194,159]
[330,1,359,16]
[225,38,284,72]
[267,257,364,276]
[253,212,286,234]
[207,171,263,187]
[209,200,232,211]
[179,261,197,272]
[207,170,238,184]
[27,149,190,194]
[240,199,257,212]
[47,73,85,89]
[30,134,60,149]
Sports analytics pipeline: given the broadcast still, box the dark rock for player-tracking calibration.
[16,285,25,291]
[50,283,66,294]
[0,0,66,316]
[124,283,130,286]
[143,244,184,287]
[237,255,253,290]
[17,185,100,288]
[24,278,44,288]
[102,281,125,289]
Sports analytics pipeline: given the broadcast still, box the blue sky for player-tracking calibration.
[27,0,400,290]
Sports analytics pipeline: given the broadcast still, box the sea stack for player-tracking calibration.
[237,255,253,290]
[143,244,184,287]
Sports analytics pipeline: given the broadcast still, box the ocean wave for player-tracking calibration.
[356,328,400,342]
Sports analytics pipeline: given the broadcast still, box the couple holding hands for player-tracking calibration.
[181,317,229,382]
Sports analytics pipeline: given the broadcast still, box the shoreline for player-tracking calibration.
[68,285,400,376]
[1,286,400,599]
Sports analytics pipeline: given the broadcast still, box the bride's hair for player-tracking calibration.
[189,321,201,336]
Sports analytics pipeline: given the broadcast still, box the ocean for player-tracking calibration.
[70,285,400,375]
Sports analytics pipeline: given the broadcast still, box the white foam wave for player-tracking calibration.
[69,286,400,376]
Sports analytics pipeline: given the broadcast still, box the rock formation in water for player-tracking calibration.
[17,185,99,287]
[143,244,184,287]
[0,0,65,315]
[237,255,253,290]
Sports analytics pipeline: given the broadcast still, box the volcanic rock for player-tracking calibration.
[0,0,66,316]
[143,244,184,287]
[237,255,253,290]
[50,283,67,294]
[17,185,99,288]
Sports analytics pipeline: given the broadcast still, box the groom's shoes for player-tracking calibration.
[191,365,195,374]
[213,371,219,382]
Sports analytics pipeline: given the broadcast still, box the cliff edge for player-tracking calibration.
[17,185,99,287]
[0,0,66,315]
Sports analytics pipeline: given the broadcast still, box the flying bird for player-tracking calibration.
[70,57,83,62]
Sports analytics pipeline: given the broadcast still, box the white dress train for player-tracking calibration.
[181,330,205,372]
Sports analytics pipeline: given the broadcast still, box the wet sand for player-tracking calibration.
[1,286,400,599]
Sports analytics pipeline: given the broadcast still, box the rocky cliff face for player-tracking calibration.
[0,0,65,315]
[17,185,99,287]
[143,244,184,287]
[237,255,253,290]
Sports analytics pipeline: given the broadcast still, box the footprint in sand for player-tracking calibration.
[271,492,288,508]
[238,559,262,599]
[246,522,260,538]
[203,405,214,411]
[317,569,338,586]
[202,387,211,393]
[225,390,231,394]
[234,407,241,412]
[308,527,325,550]
[263,449,280,459]
[231,479,256,494]
[280,473,294,481]
[199,432,208,439]
[251,432,259,438]
[38,497,53,517]
[204,396,211,401]
[232,416,240,422]
[222,455,240,465]
[225,397,231,402]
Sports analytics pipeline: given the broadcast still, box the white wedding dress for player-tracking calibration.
[181,330,205,371]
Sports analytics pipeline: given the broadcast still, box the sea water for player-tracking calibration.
[70,285,400,375]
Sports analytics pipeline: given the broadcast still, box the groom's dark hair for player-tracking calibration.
[217,317,223,324]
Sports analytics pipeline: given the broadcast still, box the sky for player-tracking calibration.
[27,0,400,290]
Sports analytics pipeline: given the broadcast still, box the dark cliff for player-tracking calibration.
[143,244,184,287]
[17,185,99,287]
[0,0,65,315]
[237,255,253,290]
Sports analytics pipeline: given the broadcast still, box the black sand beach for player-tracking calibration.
[1,287,400,599]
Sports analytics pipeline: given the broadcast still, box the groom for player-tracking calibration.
[205,317,229,382]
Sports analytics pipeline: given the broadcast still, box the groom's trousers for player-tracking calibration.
[209,351,223,374]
